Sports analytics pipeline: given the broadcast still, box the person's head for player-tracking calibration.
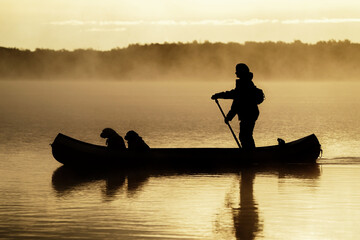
[235,63,250,78]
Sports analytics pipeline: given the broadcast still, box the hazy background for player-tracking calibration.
[1,40,359,82]
[1,0,359,82]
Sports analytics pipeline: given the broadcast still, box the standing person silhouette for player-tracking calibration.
[211,63,259,150]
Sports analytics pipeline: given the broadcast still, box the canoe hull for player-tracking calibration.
[51,133,321,169]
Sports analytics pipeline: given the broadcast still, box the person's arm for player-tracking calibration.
[211,89,236,100]
[225,102,237,123]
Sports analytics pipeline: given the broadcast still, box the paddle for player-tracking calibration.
[214,99,242,148]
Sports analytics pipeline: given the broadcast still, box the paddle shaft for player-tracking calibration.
[214,99,242,148]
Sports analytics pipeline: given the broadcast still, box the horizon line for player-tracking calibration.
[49,18,360,27]
[1,39,357,52]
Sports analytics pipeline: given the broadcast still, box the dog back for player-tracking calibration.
[107,135,126,150]
[128,138,149,151]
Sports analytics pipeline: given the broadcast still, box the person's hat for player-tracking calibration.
[235,63,250,74]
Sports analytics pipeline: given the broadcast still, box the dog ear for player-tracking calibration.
[100,130,106,138]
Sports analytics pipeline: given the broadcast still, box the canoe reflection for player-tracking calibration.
[52,164,320,195]
[52,166,150,200]
[52,164,320,239]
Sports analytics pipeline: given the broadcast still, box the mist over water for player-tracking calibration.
[1,80,359,157]
[0,80,360,239]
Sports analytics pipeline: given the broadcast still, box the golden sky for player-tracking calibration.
[1,0,360,50]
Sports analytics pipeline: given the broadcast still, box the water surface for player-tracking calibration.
[0,80,360,239]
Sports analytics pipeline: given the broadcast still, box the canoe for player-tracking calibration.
[51,133,321,169]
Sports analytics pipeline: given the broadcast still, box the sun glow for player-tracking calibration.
[1,0,360,50]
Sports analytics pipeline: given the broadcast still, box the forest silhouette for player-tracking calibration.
[0,40,359,81]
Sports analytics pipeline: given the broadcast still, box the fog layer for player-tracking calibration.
[0,40,358,81]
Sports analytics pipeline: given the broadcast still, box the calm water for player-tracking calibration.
[0,80,360,239]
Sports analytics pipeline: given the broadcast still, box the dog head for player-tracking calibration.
[124,130,140,141]
[100,128,118,139]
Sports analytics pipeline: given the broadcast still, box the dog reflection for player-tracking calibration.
[51,166,149,201]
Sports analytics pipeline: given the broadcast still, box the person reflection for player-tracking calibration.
[233,169,262,240]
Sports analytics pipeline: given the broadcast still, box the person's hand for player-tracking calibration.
[224,116,230,124]
[211,94,218,100]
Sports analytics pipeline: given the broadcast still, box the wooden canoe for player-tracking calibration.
[51,133,321,169]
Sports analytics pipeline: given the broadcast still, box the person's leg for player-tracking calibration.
[239,120,256,149]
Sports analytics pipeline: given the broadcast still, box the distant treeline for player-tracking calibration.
[1,40,359,81]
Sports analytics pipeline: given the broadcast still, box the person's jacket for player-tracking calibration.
[214,74,259,121]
